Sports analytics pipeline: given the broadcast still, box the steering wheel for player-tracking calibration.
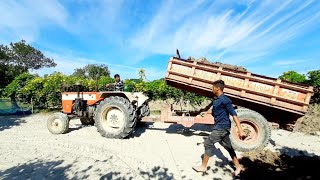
[103,84,116,91]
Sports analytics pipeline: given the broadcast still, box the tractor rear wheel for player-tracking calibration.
[230,108,270,152]
[94,96,136,138]
[47,112,69,134]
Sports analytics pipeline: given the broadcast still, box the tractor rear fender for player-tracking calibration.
[99,92,149,108]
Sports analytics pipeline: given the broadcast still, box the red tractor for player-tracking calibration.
[47,83,150,139]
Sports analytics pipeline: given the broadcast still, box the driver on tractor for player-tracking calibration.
[105,74,124,91]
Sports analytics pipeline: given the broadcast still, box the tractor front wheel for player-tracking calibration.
[94,96,136,138]
[47,112,69,134]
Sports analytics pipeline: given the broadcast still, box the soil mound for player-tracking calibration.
[187,57,248,72]
[240,149,320,179]
[294,104,320,135]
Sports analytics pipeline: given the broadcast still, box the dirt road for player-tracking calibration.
[0,113,320,179]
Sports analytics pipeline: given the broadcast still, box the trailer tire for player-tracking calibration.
[136,103,150,127]
[47,112,69,134]
[230,108,270,152]
[94,96,136,139]
[140,103,150,117]
[80,117,95,126]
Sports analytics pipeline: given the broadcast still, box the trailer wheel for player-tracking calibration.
[47,112,69,134]
[136,103,150,127]
[80,117,95,126]
[94,96,136,138]
[230,109,270,152]
[140,103,150,117]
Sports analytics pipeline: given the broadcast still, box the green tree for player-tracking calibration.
[141,79,206,106]
[124,79,136,92]
[4,73,35,108]
[0,40,56,89]
[73,64,110,79]
[72,68,86,79]
[0,44,24,89]
[138,68,146,81]
[8,40,56,71]
[21,77,46,109]
[307,70,320,103]
[307,70,320,87]
[42,72,65,107]
[279,71,306,83]
[0,63,25,91]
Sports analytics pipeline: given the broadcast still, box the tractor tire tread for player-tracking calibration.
[47,112,69,134]
[94,96,136,139]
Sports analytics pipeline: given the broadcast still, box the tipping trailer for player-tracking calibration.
[145,54,313,151]
[165,57,313,115]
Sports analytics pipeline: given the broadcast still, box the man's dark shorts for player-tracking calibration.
[204,129,236,157]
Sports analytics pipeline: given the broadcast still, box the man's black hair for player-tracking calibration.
[114,74,120,78]
[213,80,225,91]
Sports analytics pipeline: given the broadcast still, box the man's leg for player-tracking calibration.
[231,155,243,176]
[220,132,244,176]
[193,130,221,172]
[192,153,210,172]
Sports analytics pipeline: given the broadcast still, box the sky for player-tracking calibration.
[0,0,319,80]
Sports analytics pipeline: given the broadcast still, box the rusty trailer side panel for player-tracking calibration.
[165,57,314,115]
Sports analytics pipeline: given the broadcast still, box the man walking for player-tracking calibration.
[193,80,245,176]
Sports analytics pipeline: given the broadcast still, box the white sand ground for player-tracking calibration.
[0,113,319,180]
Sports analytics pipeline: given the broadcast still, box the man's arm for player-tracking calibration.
[225,100,245,138]
[105,82,116,87]
[232,115,245,139]
[204,101,214,115]
[199,108,212,117]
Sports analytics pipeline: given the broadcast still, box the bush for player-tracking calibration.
[21,77,45,107]
[5,68,319,111]
[42,72,65,107]
[5,72,35,98]
[307,70,320,103]
[279,71,306,83]
[140,79,206,106]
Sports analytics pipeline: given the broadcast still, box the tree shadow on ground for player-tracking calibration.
[0,159,175,180]
[0,158,99,179]
[139,166,174,180]
[197,146,234,178]
[0,115,27,131]
[215,146,320,179]
[100,166,175,180]
[0,159,71,180]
